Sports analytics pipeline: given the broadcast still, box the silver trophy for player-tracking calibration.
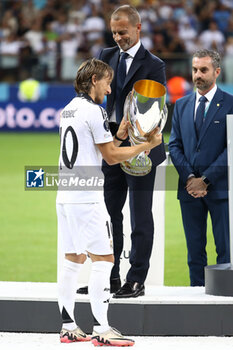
[120,79,168,176]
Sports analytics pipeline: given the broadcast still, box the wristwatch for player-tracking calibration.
[201,175,210,186]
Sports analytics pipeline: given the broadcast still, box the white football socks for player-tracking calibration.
[88,261,113,333]
[58,258,82,331]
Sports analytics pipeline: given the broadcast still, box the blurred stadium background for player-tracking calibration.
[1,0,233,285]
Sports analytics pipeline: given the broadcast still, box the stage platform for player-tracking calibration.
[1,281,233,336]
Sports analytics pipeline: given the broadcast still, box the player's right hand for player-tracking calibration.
[146,127,162,148]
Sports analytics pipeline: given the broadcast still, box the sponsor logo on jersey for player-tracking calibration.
[26,168,44,188]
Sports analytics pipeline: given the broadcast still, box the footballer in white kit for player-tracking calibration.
[56,93,114,256]
[56,58,161,346]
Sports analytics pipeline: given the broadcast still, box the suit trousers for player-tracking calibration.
[180,197,230,286]
[102,159,156,284]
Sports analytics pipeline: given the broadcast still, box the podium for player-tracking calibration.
[205,114,233,296]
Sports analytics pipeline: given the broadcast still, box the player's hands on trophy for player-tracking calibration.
[146,127,162,149]
[116,118,130,140]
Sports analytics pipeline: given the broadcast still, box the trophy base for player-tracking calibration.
[120,157,152,176]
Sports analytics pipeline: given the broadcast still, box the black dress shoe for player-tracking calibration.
[77,285,88,294]
[77,278,121,295]
[113,281,145,298]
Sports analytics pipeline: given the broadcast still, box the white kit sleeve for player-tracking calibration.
[90,106,113,144]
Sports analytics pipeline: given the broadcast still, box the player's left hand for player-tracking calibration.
[117,118,130,140]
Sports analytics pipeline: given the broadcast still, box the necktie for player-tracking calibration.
[115,52,129,124]
[195,95,207,138]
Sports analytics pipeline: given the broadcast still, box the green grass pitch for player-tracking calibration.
[0,132,217,285]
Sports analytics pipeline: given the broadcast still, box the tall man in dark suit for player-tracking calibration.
[77,5,166,298]
[169,49,232,286]
[99,5,166,298]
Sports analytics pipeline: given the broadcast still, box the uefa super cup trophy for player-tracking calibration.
[120,79,168,176]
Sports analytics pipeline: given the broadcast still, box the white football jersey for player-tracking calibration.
[56,94,113,203]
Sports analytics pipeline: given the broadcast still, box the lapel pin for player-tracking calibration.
[217,103,220,107]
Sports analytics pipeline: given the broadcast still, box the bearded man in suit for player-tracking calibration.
[169,49,232,286]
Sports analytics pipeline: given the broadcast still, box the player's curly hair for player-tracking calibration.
[74,58,113,94]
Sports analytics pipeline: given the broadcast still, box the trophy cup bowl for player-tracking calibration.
[120,79,167,176]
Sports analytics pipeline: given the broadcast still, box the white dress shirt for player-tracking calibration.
[110,41,141,122]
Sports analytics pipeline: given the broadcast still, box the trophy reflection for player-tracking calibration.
[120,79,168,176]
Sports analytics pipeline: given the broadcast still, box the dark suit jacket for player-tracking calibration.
[99,44,166,166]
[169,87,233,200]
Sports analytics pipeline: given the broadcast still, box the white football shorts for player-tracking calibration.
[56,201,113,255]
